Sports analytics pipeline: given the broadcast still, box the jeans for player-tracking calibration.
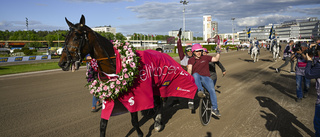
[92,95,99,107]
[295,75,310,99]
[193,73,218,110]
[213,79,217,87]
[315,104,320,137]
[278,57,294,72]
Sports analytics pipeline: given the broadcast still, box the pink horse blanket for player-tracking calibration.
[101,50,197,120]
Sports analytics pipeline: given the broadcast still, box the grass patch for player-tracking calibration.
[165,52,178,57]
[0,62,60,75]
[0,53,179,75]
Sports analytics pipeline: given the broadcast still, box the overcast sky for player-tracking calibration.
[0,0,319,36]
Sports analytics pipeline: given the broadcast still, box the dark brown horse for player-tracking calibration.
[58,15,165,137]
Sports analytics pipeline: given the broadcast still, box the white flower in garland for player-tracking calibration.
[86,41,140,100]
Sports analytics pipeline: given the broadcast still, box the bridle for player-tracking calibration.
[63,26,116,70]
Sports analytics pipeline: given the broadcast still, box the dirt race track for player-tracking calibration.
[0,49,317,137]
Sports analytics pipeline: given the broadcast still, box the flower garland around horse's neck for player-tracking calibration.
[86,40,140,100]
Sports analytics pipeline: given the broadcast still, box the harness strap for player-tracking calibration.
[82,56,116,63]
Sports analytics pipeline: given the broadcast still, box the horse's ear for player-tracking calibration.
[65,17,75,29]
[80,15,85,27]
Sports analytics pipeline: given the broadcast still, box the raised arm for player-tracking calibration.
[211,54,220,62]
[211,45,221,62]
[177,28,185,60]
[177,38,185,60]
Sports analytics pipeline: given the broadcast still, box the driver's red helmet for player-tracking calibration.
[191,44,203,52]
[203,48,208,53]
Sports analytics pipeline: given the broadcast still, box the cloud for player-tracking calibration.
[125,0,320,33]
[117,19,181,35]
[1,0,319,34]
[0,20,66,31]
[289,7,320,15]
[127,2,181,19]
[236,14,294,27]
[127,0,319,20]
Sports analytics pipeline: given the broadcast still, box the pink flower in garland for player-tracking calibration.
[130,62,136,68]
[92,80,97,86]
[115,87,120,94]
[122,80,127,85]
[116,80,121,85]
[110,83,115,88]
[107,92,112,97]
[124,73,129,78]
[122,68,128,73]
[100,83,105,88]
[90,89,95,94]
[86,40,139,100]
[103,85,108,91]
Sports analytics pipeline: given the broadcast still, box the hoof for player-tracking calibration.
[138,133,144,137]
[154,121,163,132]
[154,114,162,132]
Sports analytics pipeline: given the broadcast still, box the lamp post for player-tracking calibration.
[180,0,189,46]
[231,18,235,45]
[26,17,29,47]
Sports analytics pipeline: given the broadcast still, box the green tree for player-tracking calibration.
[45,34,54,47]
[115,33,126,41]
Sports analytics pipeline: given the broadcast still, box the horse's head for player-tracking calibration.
[59,15,117,74]
[58,15,91,72]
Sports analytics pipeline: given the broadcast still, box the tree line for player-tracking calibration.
[0,30,203,48]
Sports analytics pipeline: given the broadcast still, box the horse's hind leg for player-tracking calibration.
[100,118,108,137]
[131,112,143,137]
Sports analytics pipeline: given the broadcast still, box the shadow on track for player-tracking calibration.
[238,58,253,63]
[262,81,296,100]
[256,96,314,137]
[260,59,273,62]
[126,97,201,137]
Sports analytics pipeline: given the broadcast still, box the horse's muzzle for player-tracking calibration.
[58,61,71,71]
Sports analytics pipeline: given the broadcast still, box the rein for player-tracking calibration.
[82,56,116,63]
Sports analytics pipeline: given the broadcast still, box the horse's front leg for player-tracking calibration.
[131,112,143,137]
[100,118,108,137]
[154,97,167,132]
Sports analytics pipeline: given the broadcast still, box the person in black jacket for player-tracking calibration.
[203,48,226,88]
[305,39,320,137]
